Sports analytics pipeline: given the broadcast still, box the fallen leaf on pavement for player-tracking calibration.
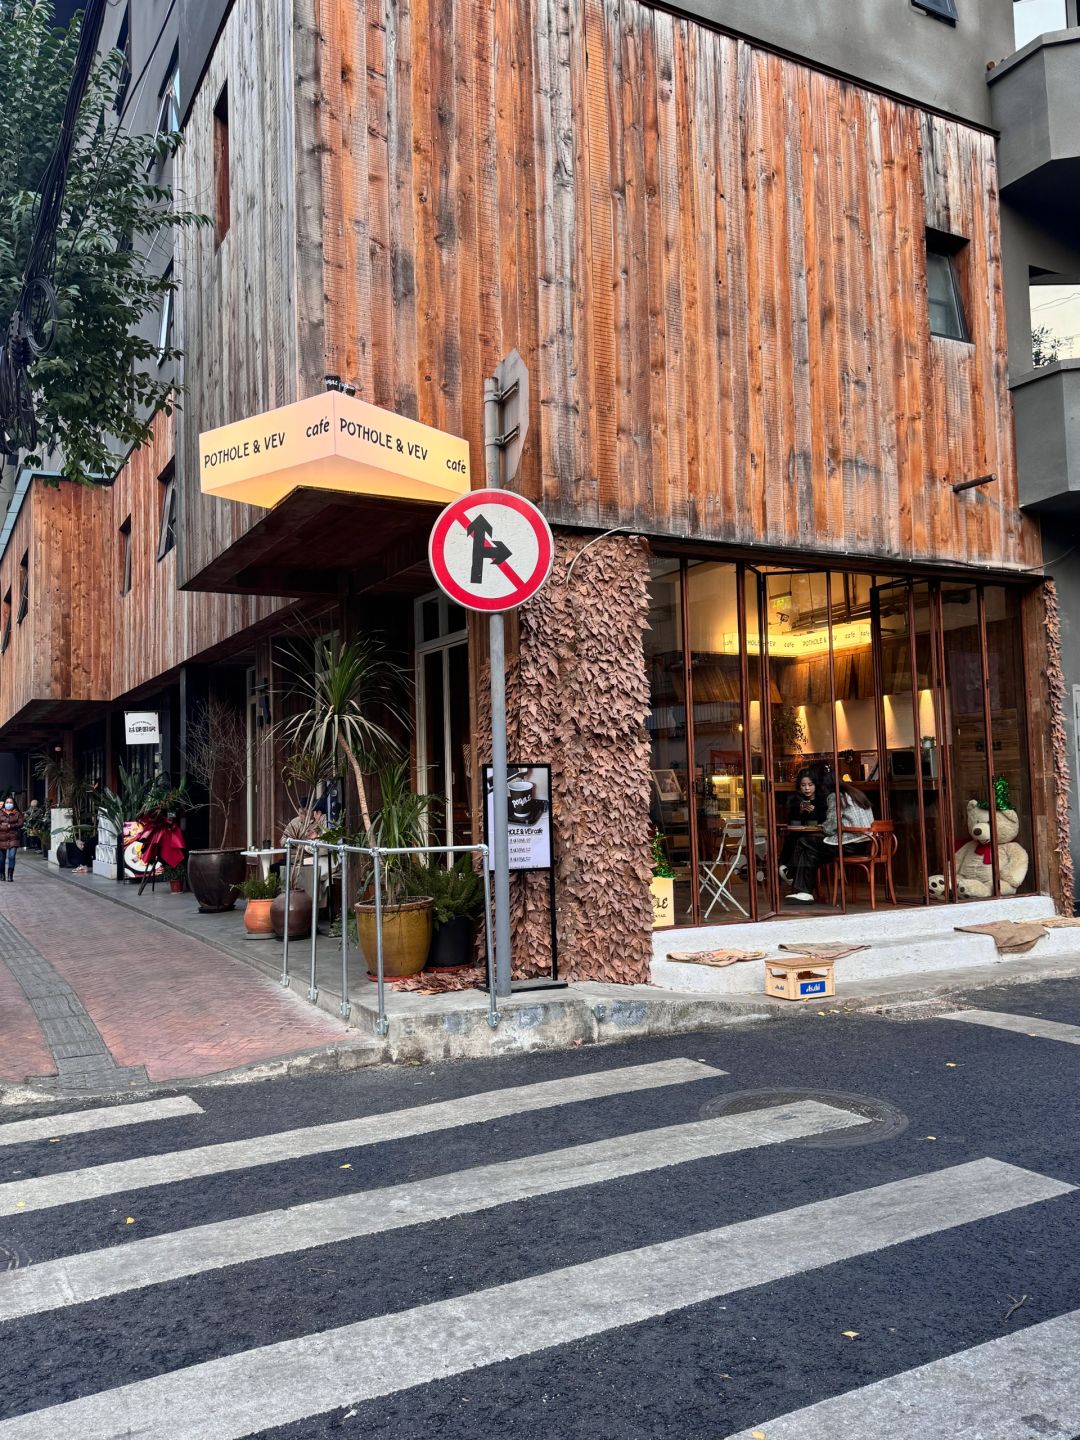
[340,1164,352,1170]
[125,1217,136,1225]
[945,1062,958,1068]
[751,1431,766,1439]
[842,1330,860,1339]
[925,1135,937,1141]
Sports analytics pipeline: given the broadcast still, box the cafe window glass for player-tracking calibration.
[984,586,1034,894]
[687,562,764,921]
[645,560,693,925]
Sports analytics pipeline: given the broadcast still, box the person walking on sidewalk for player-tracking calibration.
[0,796,23,881]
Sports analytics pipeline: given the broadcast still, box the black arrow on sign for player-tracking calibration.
[467,513,513,584]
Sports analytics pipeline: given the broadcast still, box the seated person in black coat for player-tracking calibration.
[779,768,827,880]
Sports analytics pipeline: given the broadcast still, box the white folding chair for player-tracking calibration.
[700,818,749,918]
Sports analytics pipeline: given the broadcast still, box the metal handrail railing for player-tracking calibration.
[279,837,500,1037]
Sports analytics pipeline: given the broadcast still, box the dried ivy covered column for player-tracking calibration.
[477,534,654,984]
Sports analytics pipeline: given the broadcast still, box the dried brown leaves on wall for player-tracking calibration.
[477,534,653,984]
[1043,580,1074,915]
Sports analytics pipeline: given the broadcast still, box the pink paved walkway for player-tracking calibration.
[0,865,349,1083]
[0,950,55,1083]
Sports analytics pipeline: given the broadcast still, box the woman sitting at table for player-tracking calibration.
[784,783,874,905]
[778,769,828,881]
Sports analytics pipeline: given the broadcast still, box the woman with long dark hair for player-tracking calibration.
[785,782,874,905]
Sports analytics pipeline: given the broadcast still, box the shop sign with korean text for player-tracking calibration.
[124,712,160,745]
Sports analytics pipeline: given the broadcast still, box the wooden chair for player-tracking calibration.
[827,821,898,909]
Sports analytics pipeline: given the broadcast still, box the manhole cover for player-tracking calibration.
[700,1087,908,1149]
[0,1240,29,1271]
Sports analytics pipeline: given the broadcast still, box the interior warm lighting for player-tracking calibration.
[199,393,471,509]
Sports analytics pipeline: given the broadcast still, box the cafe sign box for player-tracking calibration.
[199,393,471,510]
[124,711,160,745]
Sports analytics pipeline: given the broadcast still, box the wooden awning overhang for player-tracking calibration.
[0,698,111,749]
[183,487,439,597]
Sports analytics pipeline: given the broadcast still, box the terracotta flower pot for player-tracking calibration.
[169,879,184,894]
[187,849,247,913]
[270,886,313,940]
[243,897,275,937]
[355,898,433,979]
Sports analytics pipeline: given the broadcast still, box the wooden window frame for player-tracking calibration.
[157,464,177,561]
[912,0,957,23]
[1,589,11,655]
[16,551,28,625]
[213,84,231,248]
[926,231,971,342]
[119,517,133,597]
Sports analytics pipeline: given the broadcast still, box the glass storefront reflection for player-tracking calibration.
[644,559,1037,927]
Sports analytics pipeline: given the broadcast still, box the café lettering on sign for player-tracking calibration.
[199,393,471,509]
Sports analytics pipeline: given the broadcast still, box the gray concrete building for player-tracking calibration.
[990,0,1080,888]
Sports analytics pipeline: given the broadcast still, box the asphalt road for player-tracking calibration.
[1,975,1078,1439]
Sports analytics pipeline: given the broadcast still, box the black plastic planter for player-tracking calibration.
[426,915,477,970]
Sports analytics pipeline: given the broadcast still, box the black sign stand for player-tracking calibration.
[481,763,566,992]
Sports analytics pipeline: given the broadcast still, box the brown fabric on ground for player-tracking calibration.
[777,943,867,960]
[666,948,765,967]
[955,921,1048,954]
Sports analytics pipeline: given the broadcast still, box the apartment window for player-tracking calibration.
[926,235,969,341]
[1,590,10,655]
[1030,270,1080,365]
[912,0,957,22]
[157,463,177,560]
[213,84,231,247]
[16,552,28,624]
[119,517,133,597]
[158,264,175,362]
[157,54,181,136]
[113,7,132,113]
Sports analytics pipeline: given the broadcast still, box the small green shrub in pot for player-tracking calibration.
[237,873,283,902]
[417,858,485,970]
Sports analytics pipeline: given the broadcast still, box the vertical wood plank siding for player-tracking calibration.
[269,0,1035,571]
[0,410,283,731]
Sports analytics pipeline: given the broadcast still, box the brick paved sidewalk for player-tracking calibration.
[0,862,350,1091]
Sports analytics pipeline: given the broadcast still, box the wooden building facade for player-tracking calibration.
[0,0,1064,983]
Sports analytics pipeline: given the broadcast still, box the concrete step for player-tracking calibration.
[650,895,1067,996]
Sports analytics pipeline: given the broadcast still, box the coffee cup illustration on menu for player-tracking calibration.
[508,775,535,822]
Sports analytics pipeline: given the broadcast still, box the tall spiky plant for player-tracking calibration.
[277,634,405,836]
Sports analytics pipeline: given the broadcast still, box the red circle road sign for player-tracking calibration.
[428,490,554,613]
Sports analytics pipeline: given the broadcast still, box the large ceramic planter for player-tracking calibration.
[243,898,275,937]
[355,898,433,979]
[270,887,313,940]
[427,916,476,970]
[187,849,247,913]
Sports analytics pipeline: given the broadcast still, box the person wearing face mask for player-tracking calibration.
[0,796,23,882]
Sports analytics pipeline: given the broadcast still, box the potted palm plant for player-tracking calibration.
[353,760,439,979]
[183,698,249,912]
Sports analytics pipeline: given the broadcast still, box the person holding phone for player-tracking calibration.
[778,769,826,882]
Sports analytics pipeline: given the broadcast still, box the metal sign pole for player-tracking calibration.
[484,375,513,998]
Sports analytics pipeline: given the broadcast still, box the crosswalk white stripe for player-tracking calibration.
[0,1159,1068,1440]
[0,1058,721,1218]
[938,1008,1080,1045]
[722,1308,1080,1439]
[0,1099,864,1322]
[0,1096,203,1148]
